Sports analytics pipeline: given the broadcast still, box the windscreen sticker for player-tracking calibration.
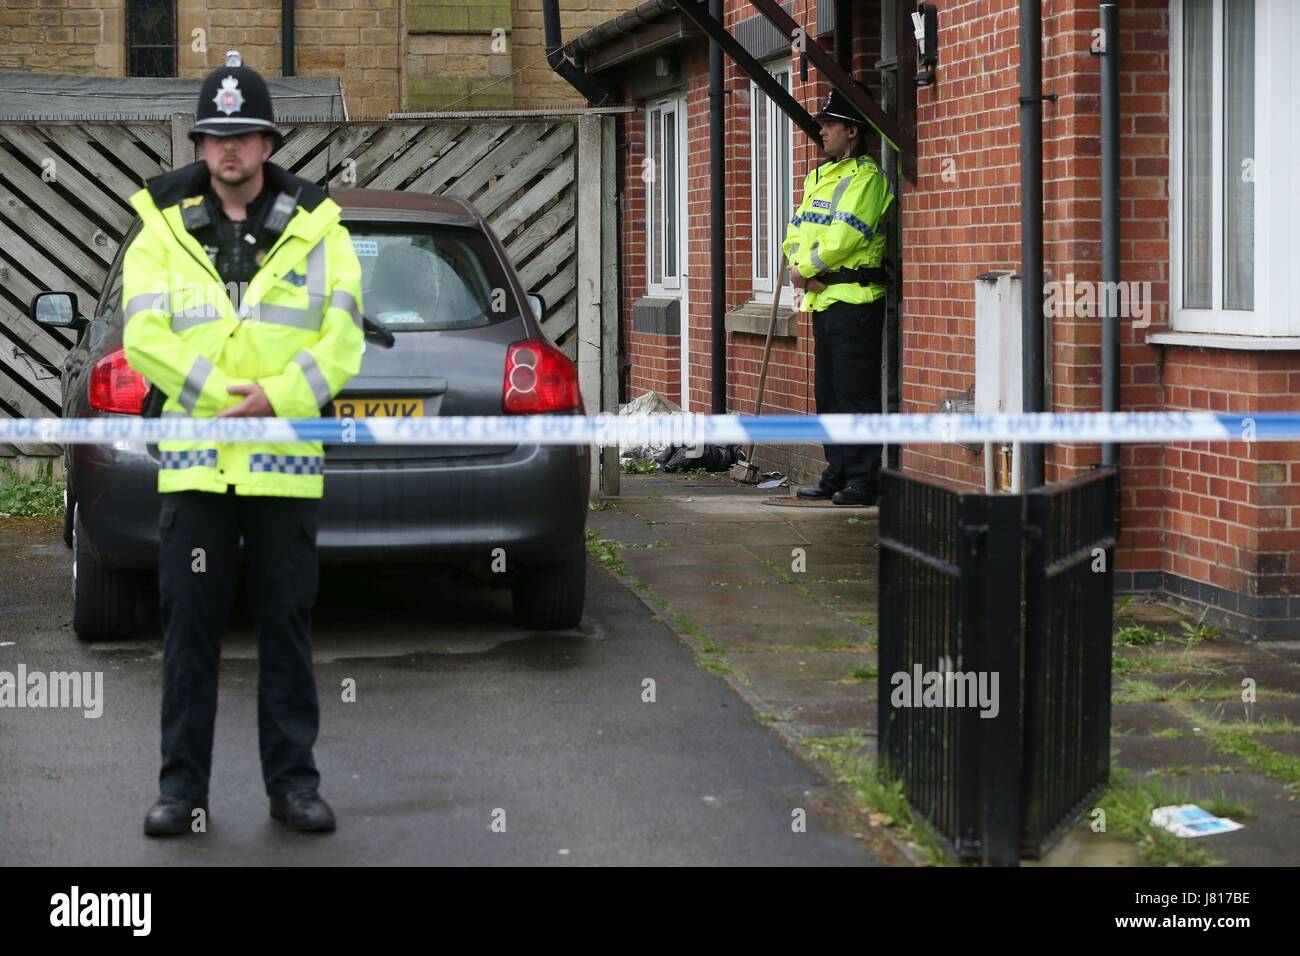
[352,239,379,257]
[377,310,424,325]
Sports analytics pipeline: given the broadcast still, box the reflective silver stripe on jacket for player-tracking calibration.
[328,289,361,327]
[171,303,222,333]
[244,239,329,331]
[160,449,217,469]
[125,291,170,320]
[307,240,327,304]
[292,350,332,407]
[178,355,214,413]
[829,176,854,215]
[809,247,830,272]
[248,453,324,475]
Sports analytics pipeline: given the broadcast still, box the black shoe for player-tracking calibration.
[796,481,842,500]
[270,790,336,832]
[144,795,208,836]
[832,483,879,507]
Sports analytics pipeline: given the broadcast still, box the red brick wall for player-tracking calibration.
[1160,351,1300,601]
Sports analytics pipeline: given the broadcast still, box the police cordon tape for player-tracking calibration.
[0,412,1296,446]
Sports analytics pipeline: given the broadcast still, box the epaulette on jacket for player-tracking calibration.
[144,160,329,214]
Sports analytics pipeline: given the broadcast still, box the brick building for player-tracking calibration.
[0,0,634,114]
[555,0,1299,639]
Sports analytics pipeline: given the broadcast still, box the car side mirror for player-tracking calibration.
[526,293,546,322]
[361,314,395,349]
[31,291,83,330]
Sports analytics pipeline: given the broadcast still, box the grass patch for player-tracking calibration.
[587,500,614,512]
[847,663,879,681]
[1203,731,1300,786]
[805,744,952,866]
[1150,727,1187,740]
[0,460,62,519]
[1096,775,1223,867]
[1147,765,1195,777]
[584,528,628,576]
[1113,679,1245,704]
[1200,794,1252,821]
[620,457,658,474]
[1179,620,1222,643]
[1114,624,1168,647]
[1193,714,1300,736]
[1112,647,1221,676]
[817,639,860,652]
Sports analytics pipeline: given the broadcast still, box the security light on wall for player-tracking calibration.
[912,3,938,86]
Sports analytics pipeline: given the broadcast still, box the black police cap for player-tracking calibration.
[189,51,283,147]
[814,83,871,129]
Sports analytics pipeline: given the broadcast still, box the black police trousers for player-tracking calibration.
[157,486,321,800]
[812,296,886,487]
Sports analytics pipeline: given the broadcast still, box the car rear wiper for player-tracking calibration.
[362,314,396,349]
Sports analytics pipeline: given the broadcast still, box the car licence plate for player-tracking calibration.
[329,397,424,417]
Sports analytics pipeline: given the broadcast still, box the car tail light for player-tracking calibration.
[502,338,580,413]
[89,347,149,414]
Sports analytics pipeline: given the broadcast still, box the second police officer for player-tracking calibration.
[783,84,894,506]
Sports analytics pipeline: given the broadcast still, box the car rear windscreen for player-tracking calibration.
[348,224,519,331]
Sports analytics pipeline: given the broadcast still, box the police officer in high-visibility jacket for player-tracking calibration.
[783,85,894,506]
[123,52,364,836]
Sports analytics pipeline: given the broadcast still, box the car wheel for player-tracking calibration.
[72,503,137,642]
[511,544,586,630]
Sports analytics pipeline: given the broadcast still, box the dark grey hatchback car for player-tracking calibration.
[32,189,589,641]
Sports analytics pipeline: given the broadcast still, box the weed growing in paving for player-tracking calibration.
[0,460,62,519]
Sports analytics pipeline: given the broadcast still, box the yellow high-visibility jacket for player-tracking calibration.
[121,160,365,499]
[782,153,894,312]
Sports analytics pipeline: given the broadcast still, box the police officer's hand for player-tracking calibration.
[789,266,806,290]
[216,382,274,418]
[807,278,827,292]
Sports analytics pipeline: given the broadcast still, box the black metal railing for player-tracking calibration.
[1021,468,1118,857]
[877,466,1118,865]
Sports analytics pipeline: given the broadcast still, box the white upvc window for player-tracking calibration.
[750,60,794,305]
[646,94,687,296]
[1170,0,1298,336]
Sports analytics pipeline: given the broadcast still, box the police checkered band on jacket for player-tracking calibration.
[248,453,325,475]
[161,449,218,469]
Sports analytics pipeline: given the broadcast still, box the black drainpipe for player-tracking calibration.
[282,0,294,76]
[709,0,726,414]
[544,0,617,105]
[1100,1,1120,468]
[1020,0,1045,489]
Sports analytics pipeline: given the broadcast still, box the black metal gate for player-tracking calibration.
[877,466,1118,865]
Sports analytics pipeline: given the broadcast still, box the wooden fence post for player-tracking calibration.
[576,113,602,499]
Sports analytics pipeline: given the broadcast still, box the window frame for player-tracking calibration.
[749,59,795,307]
[645,93,688,298]
[1169,0,1292,336]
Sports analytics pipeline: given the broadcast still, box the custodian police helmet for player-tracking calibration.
[189,51,283,147]
[813,82,871,130]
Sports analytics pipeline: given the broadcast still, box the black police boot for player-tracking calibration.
[270,790,336,833]
[796,480,842,500]
[832,481,879,507]
[144,795,208,836]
